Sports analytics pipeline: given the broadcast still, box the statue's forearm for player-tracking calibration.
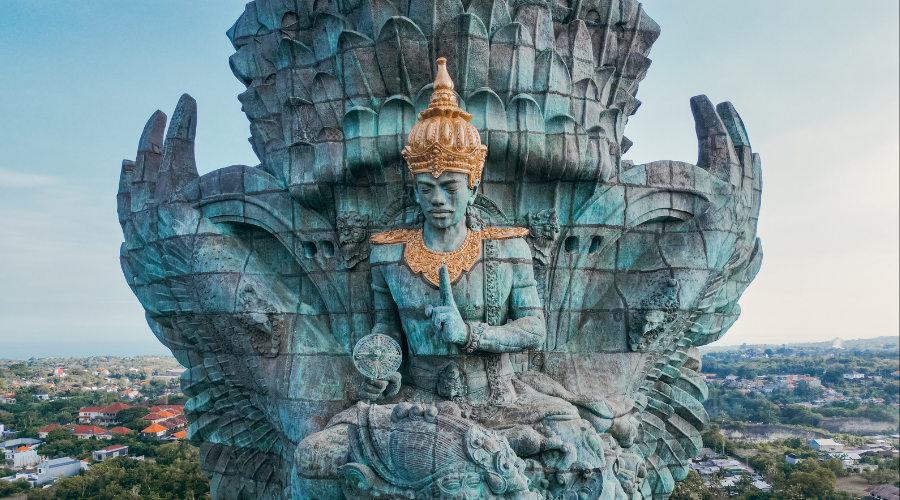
[466,315,545,353]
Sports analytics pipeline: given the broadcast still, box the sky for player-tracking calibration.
[0,1,897,359]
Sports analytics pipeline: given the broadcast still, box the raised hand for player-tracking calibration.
[359,372,402,402]
[424,265,467,345]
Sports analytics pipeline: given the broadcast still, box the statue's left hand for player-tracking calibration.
[425,265,467,345]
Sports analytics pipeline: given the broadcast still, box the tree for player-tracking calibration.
[702,425,727,454]
[46,426,71,441]
[822,457,846,477]
[167,394,188,405]
[670,470,710,500]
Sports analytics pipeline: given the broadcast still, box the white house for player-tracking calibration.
[843,371,865,380]
[31,457,85,485]
[753,480,772,492]
[785,454,802,465]
[810,439,843,452]
[4,446,39,467]
[92,445,128,462]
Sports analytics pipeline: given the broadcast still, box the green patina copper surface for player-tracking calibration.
[117,1,763,499]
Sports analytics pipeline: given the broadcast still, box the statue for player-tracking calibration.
[116,1,763,499]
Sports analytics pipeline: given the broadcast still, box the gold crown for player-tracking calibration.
[401,58,488,189]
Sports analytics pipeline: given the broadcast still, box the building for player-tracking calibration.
[33,393,49,401]
[109,427,133,436]
[799,376,822,388]
[77,406,103,423]
[4,446,39,467]
[0,438,41,451]
[92,445,128,462]
[867,484,900,500]
[77,403,132,425]
[141,423,167,439]
[830,452,861,467]
[753,480,772,492]
[71,425,112,440]
[810,439,844,452]
[120,389,141,400]
[785,454,801,465]
[0,393,15,404]
[33,457,84,485]
[843,371,865,381]
[37,424,62,439]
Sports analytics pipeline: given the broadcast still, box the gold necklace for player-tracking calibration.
[370,227,529,286]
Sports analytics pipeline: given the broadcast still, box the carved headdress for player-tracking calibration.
[401,58,488,189]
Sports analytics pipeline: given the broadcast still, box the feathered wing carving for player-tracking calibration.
[119,1,762,499]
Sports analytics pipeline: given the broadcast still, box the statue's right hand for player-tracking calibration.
[359,371,401,401]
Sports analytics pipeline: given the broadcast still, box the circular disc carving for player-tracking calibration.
[352,334,402,380]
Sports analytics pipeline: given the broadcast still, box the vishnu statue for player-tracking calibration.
[293,59,626,500]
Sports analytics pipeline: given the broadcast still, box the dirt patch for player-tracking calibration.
[836,474,874,496]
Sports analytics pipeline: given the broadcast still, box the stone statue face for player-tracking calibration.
[413,172,477,230]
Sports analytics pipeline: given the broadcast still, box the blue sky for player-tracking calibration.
[0,1,897,358]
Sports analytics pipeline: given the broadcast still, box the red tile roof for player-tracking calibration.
[173,430,187,439]
[100,403,131,413]
[72,425,109,435]
[78,407,103,413]
[100,445,127,452]
[15,446,30,452]
[38,424,62,433]
[141,423,166,434]
[109,427,132,435]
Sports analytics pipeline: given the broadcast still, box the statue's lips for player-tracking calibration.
[428,210,454,219]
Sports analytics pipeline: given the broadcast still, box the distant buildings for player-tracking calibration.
[867,484,900,500]
[92,444,128,462]
[785,454,801,465]
[809,439,844,452]
[71,425,113,440]
[843,371,865,381]
[4,445,39,467]
[33,393,49,401]
[77,403,132,425]
[141,405,187,433]
[37,424,62,438]
[29,458,86,486]
[141,424,167,439]
[0,393,15,404]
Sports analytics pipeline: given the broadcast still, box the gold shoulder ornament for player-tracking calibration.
[370,227,529,286]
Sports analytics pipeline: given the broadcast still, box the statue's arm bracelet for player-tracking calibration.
[464,322,486,353]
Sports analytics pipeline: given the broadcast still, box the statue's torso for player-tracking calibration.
[370,233,540,405]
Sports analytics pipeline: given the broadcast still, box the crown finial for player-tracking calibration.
[426,57,460,112]
[434,58,454,92]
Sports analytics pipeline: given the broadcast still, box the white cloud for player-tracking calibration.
[0,168,62,188]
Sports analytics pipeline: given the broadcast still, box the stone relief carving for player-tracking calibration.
[336,212,371,269]
[116,2,764,499]
[523,210,561,266]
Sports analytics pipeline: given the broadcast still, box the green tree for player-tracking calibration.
[46,426,72,441]
[670,470,710,500]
